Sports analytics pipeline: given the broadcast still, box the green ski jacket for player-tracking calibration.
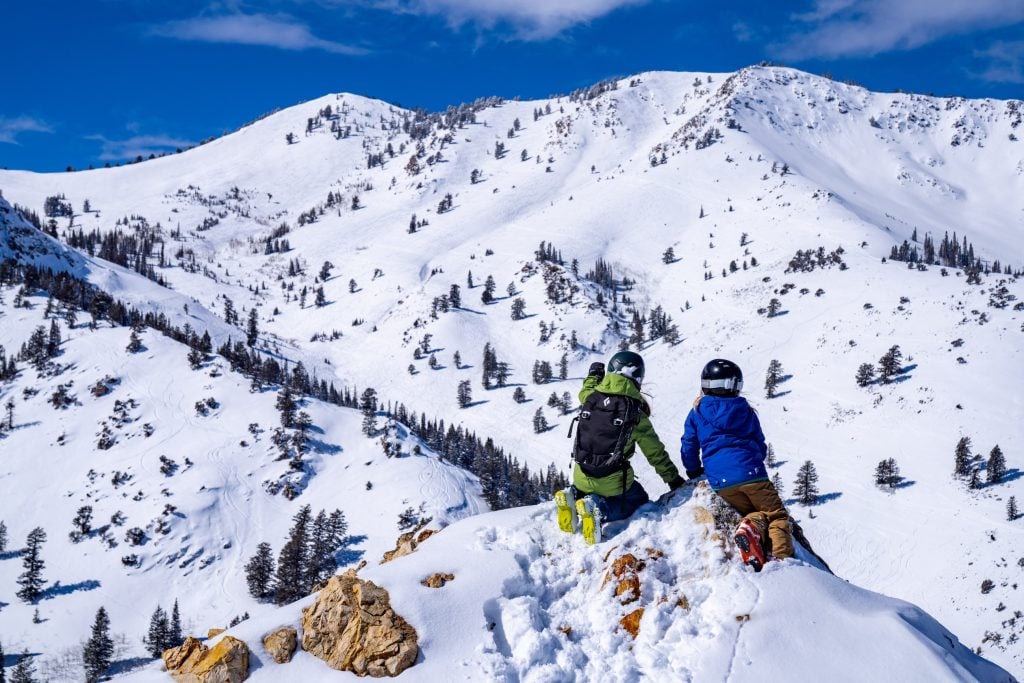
[573,373,680,497]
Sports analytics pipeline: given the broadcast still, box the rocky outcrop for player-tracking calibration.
[162,635,250,683]
[380,525,437,564]
[207,629,225,639]
[420,572,454,588]
[301,570,418,677]
[263,627,297,664]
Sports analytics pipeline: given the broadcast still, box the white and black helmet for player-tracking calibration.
[701,359,743,396]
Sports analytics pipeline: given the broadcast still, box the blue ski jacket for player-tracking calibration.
[679,396,768,490]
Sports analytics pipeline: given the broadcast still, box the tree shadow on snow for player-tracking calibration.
[308,439,342,455]
[39,579,101,601]
[769,390,792,399]
[336,535,367,568]
[462,400,490,409]
[0,549,23,561]
[108,657,153,676]
[996,469,1024,484]
[816,491,843,504]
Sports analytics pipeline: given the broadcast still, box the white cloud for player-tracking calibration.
[85,134,196,162]
[151,12,367,55]
[974,40,1024,84]
[368,0,651,40]
[0,116,53,145]
[774,0,1024,60]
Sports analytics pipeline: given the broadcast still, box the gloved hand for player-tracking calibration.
[667,475,686,491]
[588,362,605,379]
[686,467,704,480]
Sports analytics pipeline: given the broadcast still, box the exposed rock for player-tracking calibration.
[162,635,250,683]
[602,553,645,604]
[421,572,454,588]
[262,627,297,664]
[207,629,225,639]
[692,506,715,526]
[302,570,418,677]
[380,523,437,564]
[620,608,644,638]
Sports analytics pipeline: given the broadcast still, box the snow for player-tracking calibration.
[0,64,1022,678]
[119,485,1012,682]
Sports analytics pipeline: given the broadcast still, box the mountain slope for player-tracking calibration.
[0,65,1022,676]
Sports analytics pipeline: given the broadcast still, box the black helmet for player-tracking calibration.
[608,351,645,386]
[701,359,743,396]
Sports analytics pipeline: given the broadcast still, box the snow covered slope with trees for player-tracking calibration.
[0,65,1022,678]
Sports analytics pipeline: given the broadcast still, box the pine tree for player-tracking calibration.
[360,388,377,436]
[765,443,776,468]
[874,458,901,489]
[306,510,336,591]
[16,527,46,603]
[83,606,114,683]
[792,461,820,505]
[878,345,903,383]
[245,542,276,599]
[126,327,143,353]
[1008,496,1018,521]
[0,519,7,553]
[532,408,549,434]
[766,298,781,317]
[662,247,675,264]
[954,436,973,478]
[144,605,169,658]
[246,309,259,347]
[513,387,527,403]
[764,359,783,398]
[275,505,312,604]
[968,468,981,490]
[771,472,785,498]
[457,380,472,408]
[510,297,526,320]
[855,363,875,387]
[987,445,1007,485]
[0,639,5,683]
[10,650,35,683]
[169,599,183,647]
[276,385,296,428]
[449,284,461,308]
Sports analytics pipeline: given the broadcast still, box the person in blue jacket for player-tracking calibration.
[680,359,793,567]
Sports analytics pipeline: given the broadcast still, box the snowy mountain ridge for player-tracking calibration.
[0,64,1022,679]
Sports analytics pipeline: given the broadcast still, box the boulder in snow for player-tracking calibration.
[162,635,250,683]
[262,627,297,664]
[301,569,418,677]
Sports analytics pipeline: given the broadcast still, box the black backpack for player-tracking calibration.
[569,391,642,488]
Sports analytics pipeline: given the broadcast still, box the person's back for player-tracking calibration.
[680,359,793,570]
[681,394,767,490]
[554,351,684,545]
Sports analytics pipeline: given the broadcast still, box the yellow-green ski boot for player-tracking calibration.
[575,496,603,545]
[554,487,578,534]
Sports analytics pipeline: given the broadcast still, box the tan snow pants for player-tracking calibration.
[717,480,794,559]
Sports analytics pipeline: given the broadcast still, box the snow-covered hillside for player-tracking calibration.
[1,64,1022,678]
[119,484,1013,682]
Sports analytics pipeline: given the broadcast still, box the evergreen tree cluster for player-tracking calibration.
[66,226,167,285]
[534,241,564,265]
[143,600,183,658]
[532,360,554,384]
[384,406,567,510]
[244,505,350,605]
[785,246,847,273]
[874,458,902,489]
[481,343,509,389]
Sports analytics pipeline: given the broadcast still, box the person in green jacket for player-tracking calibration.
[555,351,685,544]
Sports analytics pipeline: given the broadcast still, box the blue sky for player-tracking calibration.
[2,0,1022,172]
